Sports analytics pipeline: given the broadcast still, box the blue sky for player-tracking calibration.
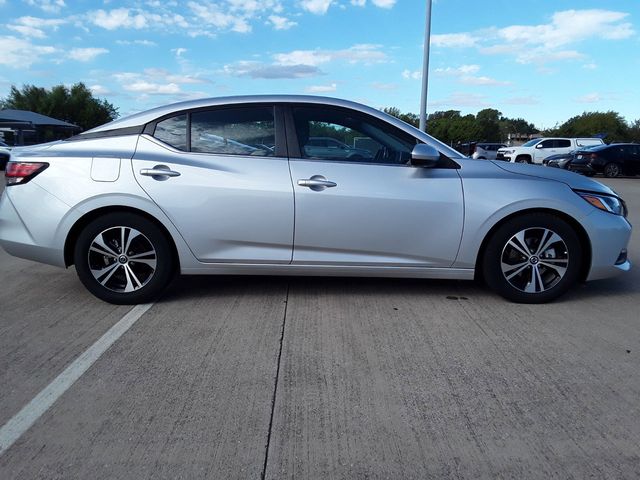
[1,0,638,129]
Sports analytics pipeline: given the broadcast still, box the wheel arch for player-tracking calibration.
[515,154,532,163]
[474,208,592,283]
[64,205,180,272]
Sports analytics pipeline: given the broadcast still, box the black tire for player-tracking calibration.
[74,212,175,304]
[515,156,531,164]
[482,213,582,303]
[603,162,621,178]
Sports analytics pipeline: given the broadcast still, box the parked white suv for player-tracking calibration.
[497,138,605,165]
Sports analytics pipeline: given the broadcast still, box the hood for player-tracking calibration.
[491,161,618,197]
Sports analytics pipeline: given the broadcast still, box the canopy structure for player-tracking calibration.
[0,109,81,145]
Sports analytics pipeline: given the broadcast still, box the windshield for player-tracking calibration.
[521,139,542,147]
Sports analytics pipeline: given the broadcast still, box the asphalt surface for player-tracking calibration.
[1,174,639,479]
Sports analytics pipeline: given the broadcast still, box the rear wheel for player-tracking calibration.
[604,162,621,178]
[74,213,175,304]
[482,213,582,303]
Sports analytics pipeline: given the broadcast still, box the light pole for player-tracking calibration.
[419,0,433,132]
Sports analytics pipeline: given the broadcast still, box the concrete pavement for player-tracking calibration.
[0,177,639,479]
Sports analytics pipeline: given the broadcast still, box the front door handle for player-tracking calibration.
[297,175,337,191]
[140,165,181,180]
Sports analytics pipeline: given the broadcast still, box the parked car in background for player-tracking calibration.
[498,137,605,164]
[570,144,640,177]
[543,152,574,169]
[472,143,507,160]
[0,95,631,305]
[0,140,11,170]
[305,137,373,160]
[543,146,603,170]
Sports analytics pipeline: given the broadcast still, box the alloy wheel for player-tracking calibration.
[500,227,569,294]
[88,226,157,293]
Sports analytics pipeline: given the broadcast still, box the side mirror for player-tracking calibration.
[535,144,544,149]
[411,144,440,167]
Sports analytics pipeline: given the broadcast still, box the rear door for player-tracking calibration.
[133,105,294,263]
[286,105,464,267]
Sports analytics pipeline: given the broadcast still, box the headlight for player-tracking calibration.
[577,191,627,217]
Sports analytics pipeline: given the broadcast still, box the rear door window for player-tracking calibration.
[191,107,275,157]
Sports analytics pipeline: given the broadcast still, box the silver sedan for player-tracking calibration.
[0,96,632,304]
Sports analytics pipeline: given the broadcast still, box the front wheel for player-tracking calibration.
[515,156,531,164]
[482,214,582,303]
[74,213,175,304]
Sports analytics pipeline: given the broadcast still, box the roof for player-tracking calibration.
[83,95,382,134]
[0,109,79,129]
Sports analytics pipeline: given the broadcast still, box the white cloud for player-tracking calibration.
[434,9,634,66]
[0,35,57,67]
[68,47,109,62]
[306,83,337,93]
[89,8,189,31]
[125,81,182,95]
[434,64,509,86]
[25,0,66,13]
[89,85,112,96]
[268,15,297,30]
[402,69,421,80]
[8,16,66,38]
[431,33,478,48]
[91,8,148,30]
[350,0,366,5]
[223,61,322,79]
[116,39,157,46]
[299,0,333,15]
[371,0,396,8]
[435,65,480,76]
[274,44,386,66]
[582,63,597,70]
[172,47,188,57]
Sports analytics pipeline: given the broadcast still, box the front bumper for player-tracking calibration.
[583,208,632,281]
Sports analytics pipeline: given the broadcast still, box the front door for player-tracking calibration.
[287,105,464,267]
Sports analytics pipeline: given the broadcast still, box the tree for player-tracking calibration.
[626,119,640,143]
[546,111,630,142]
[383,107,419,127]
[1,83,118,131]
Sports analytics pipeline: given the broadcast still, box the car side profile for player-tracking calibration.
[0,96,632,304]
[570,143,640,178]
[498,137,604,164]
[471,143,506,160]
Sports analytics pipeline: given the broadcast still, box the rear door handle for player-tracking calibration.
[140,165,181,179]
[297,175,337,191]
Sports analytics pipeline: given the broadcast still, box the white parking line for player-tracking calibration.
[0,303,154,456]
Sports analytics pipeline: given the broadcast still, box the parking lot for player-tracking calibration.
[0,175,639,479]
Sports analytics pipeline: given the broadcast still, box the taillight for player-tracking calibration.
[5,162,49,186]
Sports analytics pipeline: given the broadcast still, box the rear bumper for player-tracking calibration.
[0,184,67,267]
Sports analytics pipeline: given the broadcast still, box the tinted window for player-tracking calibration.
[555,140,572,148]
[293,106,415,164]
[154,114,187,150]
[539,140,555,148]
[191,107,275,156]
